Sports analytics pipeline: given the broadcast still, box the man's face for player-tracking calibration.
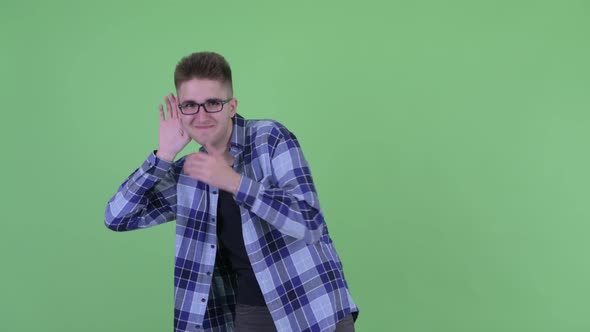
[177,78,237,151]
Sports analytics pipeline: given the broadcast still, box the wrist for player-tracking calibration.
[156,150,176,162]
[228,172,242,194]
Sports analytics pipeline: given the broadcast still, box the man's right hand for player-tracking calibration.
[156,93,190,162]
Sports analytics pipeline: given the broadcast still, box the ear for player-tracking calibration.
[229,98,238,117]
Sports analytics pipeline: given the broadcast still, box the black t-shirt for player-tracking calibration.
[216,190,266,306]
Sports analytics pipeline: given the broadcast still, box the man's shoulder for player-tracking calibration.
[242,117,297,142]
[243,117,285,132]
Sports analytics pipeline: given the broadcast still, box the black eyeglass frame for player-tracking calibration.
[177,98,233,115]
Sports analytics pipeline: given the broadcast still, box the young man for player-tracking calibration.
[104,52,358,332]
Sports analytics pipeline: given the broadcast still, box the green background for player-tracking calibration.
[1,0,589,331]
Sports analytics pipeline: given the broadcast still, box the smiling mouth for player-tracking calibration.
[195,125,214,129]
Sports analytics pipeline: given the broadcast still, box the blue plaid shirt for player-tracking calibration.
[105,114,359,331]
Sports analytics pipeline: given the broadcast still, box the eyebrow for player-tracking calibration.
[180,98,222,104]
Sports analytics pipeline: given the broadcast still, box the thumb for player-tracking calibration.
[203,144,223,156]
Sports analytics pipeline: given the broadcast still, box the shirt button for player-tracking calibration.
[212,190,218,194]
[207,271,211,276]
[211,244,215,248]
[212,217,216,222]
[201,298,206,302]
[195,324,201,328]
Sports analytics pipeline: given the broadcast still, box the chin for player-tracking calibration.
[192,137,206,146]
[192,135,207,146]
[186,131,204,145]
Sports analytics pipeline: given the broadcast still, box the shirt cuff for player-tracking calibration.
[140,150,174,179]
[234,174,263,210]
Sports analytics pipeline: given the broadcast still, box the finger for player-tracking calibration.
[185,153,199,163]
[202,146,218,158]
[170,93,180,118]
[183,162,201,177]
[159,104,165,121]
[165,96,173,120]
[169,93,178,119]
[186,157,202,168]
[194,152,209,161]
[186,156,205,170]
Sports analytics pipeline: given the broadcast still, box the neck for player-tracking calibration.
[205,143,228,156]
[205,121,233,156]
[205,141,234,166]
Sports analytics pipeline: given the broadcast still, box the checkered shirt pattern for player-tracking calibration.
[105,113,358,331]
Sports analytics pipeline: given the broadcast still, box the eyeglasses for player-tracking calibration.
[177,98,233,115]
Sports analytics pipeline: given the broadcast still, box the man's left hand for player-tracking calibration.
[183,152,241,194]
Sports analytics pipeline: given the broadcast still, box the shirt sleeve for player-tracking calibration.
[234,125,326,244]
[104,150,178,231]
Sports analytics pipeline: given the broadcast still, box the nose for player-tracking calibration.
[196,108,208,119]
[191,107,212,124]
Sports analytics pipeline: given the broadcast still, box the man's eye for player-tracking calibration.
[183,103,196,108]
[206,100,221,107]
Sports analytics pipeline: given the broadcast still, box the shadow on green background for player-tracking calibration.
[1,0,589,331]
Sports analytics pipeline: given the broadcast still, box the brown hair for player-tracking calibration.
[174,51,233,94]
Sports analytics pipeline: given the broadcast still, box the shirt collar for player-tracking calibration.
[229,113,246,153]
